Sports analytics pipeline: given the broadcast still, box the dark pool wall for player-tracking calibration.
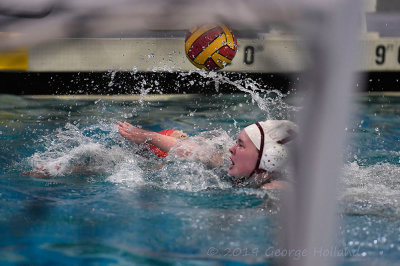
[0,71,399,95]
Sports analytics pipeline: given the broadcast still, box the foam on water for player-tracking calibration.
[340,162,400,213]
[340,161,400,216]
[28,123,129,176]
[107,159,144,186]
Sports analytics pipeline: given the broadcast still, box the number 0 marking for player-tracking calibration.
[398,46,400,64]
[244,46,254,65]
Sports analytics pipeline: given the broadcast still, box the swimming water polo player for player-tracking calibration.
[117,120,298,190]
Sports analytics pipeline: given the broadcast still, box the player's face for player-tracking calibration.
[228,130,259,177]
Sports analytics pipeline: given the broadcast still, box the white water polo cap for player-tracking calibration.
[244,120,298,173]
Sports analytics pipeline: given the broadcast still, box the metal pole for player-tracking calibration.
[284,0,362,265]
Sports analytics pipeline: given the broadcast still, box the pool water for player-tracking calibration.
[0,85,400,265]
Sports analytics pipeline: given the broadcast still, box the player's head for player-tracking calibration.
[229,120,298,178]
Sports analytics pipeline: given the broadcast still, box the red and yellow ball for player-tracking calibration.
[185,24,238,71]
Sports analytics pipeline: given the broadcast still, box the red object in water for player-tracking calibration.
[148,129,175,157]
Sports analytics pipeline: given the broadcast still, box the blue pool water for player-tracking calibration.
[0,87,400,265]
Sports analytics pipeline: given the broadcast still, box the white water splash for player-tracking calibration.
[28,123,128,177]
[23,70,300,193]
[153,129,235,192]
[26,123,235,192]
[181,69,300,120]
[106,159,144,186]
[339,162,400,214]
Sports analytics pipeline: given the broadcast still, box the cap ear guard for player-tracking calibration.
[244,120,297,174]
[259,142,288,172]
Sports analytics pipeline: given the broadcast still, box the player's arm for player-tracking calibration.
[118,122,223,167]
[118,121,177,152]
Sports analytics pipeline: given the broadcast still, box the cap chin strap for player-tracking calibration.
[233,122,266,187]
[250,122,266,177]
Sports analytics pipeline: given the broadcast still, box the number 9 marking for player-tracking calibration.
[375,45,386,65]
